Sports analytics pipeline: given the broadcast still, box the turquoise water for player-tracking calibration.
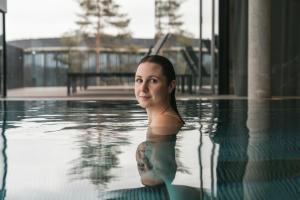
[0,100,300,200]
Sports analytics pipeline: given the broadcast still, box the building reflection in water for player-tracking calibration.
[204,99,300,199]
[244,100,300,199]
[0,101,7,200]
[202,100,249,199]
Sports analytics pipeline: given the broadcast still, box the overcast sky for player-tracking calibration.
[6,0,213,41]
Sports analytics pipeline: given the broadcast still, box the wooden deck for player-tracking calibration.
[6,86,135,100]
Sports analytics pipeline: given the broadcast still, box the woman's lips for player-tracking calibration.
[139,95,151,100]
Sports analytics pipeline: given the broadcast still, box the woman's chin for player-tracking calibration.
[138,100,151,108]
[137,98,152,108]
[138,102,149,108]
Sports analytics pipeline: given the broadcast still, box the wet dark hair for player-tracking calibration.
[138,55,184,124]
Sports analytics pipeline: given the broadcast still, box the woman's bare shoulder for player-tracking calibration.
[150,112,183,134]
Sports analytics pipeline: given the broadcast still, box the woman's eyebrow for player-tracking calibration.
[135,75,160,78]
[148,75,160,79]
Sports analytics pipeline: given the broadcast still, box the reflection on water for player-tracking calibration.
[0,102,7,200]
[0,100,300,199]
[102,128,178,199]
[206,100,300,199]
[136,129,177,187]
[208,100,249,199]
[244,100,300,200]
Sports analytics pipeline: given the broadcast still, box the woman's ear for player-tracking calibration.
[168,80,176,93]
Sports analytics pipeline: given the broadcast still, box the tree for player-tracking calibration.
[76,0,131,73]
[155,0,184,37]
[58,31,86,73]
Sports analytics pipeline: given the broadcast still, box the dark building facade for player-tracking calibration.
[8,37,154,87]
[7,45,23,89]
[221,0,300,96]
[7,36,212,88]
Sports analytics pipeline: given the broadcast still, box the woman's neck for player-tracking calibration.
[146,103,171,124]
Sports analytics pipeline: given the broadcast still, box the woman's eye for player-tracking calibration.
[150,79,158,83]
[135,79,142,83]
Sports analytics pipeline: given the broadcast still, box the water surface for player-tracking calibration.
[0,100,300,199]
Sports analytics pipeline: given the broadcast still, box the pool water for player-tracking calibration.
[0,100,300,200]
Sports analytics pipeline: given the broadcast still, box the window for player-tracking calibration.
[100,53,108,72]
[45,53,57,68]
[56,53,69,69]
[108,53,120,71]
[88,52,96,72]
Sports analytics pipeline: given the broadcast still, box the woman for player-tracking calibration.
[135,55,184,134]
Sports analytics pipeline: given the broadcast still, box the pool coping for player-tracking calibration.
[2,95,300,101]
[3,86,300,101]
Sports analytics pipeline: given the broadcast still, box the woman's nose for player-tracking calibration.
[141,82,148,91]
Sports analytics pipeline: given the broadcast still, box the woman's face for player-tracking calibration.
[135,62,171,108]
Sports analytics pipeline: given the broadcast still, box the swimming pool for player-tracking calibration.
[0,99,300,199]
